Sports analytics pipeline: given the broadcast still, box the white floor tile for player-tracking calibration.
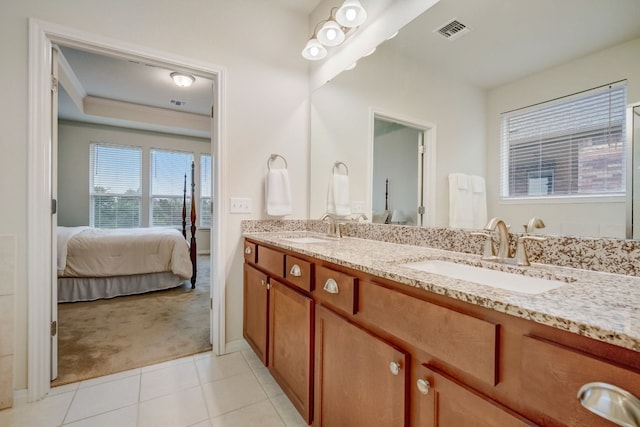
[65,375,139,423]
[0,391,74,427]
[62,405,137,427]
[138,385,208,427]
[210,400,285,427]
[253,366,284,398]
[195,352,251,385]
[77,367,140,389]
[240,349,264,372]
[202,372,269,418]
[140,354,195,373]
[140,359,199,401]
[48,382,79,397]
[270,394,307,427]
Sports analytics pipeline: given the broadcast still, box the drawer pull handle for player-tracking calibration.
[417,379,431,395]
[389,361,401,376]
[290,264,302,277]
[244,247,252,255]
[323,278,339,294]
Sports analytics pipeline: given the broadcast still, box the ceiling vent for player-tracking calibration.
[434,19,470,41]
[170,99,187,107]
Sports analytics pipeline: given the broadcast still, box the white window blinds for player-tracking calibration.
[200,154,212,228]
[150,149,194,227]
[500,82,627,199]
[90,143,142,228]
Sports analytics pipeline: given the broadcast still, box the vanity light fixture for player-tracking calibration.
[302,0,367,61]
[170,72,195,88]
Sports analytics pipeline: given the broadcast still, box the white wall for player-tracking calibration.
[486,37,640,237]
[2,0,309,393]
[58,121,212,251]
[310,44,487,226]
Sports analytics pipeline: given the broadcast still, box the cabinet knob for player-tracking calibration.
[261,279,266,286]
[416,379,431,395]
[244,247,252,255]
[323,278,340,294]
[389,361,401,376]
[290,264,302,277]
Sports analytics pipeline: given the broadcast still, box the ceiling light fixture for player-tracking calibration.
[301,0,367,61]
[170,72,195,88]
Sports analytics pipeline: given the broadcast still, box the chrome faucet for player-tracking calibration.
[484,217,511,260]
[320,213,341,238]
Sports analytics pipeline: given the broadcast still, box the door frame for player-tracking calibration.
[27,18,227,401]
[369,108,436,227]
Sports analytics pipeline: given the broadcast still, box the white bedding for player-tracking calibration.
[56,226,192,280]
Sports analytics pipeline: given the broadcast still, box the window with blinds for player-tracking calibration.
[150,149,194,227]
[500,82,627,199]
[90,143,142,228]
[200,154,212,228]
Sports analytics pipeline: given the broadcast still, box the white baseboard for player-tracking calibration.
[224,339,249,354]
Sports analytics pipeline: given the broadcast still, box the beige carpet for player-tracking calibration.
[52,256,212,386]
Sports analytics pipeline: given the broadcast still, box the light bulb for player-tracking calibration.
[326,29,337,41]
[310,46,319,57]
[345,8,356,22]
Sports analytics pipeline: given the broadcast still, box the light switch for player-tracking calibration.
[230,197,252,213]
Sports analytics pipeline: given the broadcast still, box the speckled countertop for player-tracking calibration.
[244,230,640,353]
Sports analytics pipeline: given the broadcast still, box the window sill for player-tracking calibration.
[499,195,626,205]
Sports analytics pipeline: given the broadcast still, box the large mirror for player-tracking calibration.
[309,0,640,238]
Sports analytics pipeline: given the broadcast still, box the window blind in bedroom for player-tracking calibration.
[200,154,212,228]
[90,143,142,228]
[150,149,194,227]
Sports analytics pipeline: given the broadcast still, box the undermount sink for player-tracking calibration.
[281,236,331,244]
[400,260,566,295]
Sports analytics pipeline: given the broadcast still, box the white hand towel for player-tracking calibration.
[266,168,292,216]
[470,175,487,229]
[448,173,474,228]
[327,174,351,216]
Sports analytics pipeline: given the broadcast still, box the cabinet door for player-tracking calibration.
[269,279,314,424]
[417,365,538,427]
[314,305,409,427]
[243,263,269,365]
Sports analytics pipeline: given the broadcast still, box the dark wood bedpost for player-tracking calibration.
[190,161,197,289]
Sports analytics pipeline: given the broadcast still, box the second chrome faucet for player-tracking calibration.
[473,217,547,266]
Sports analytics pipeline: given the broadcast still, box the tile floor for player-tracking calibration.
[0,349,307,427]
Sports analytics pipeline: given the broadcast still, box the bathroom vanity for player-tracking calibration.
[242,231,640,426]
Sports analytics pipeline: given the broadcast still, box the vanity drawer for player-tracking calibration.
[521,335,640,426]
[243,241,257,264]
[256,245,285,278]
[285,255,313,293]
[359,281,499,386]
[313,265,358,315]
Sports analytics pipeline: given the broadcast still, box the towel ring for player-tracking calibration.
[333,161,349,175]
[267,154,288,170]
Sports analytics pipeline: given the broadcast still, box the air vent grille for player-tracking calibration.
[170,99,187,107]
[435,19,470,41]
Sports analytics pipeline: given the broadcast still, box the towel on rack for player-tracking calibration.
[327,174,351,216]
[265,168,292,216]
[449,173,473,228]
[470,175,487,228]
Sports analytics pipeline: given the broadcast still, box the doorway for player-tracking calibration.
[370,111,436,227]
[28,19,226,401]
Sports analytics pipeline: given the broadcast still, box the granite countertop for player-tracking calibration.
[244,230,640,353]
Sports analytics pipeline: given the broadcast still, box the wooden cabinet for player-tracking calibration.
[268,279,314,424]
[313,305,409,427]
[521,335,640,426]
[417,365,538,427]
[243,263,269,365]
[243,238,640,427]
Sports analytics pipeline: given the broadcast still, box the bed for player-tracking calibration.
[57,163,199,302]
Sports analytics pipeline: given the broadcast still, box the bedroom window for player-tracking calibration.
[90,143,142,228]
[200,154,212,228]
[150,149,194,227]
[500,82,627,199]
